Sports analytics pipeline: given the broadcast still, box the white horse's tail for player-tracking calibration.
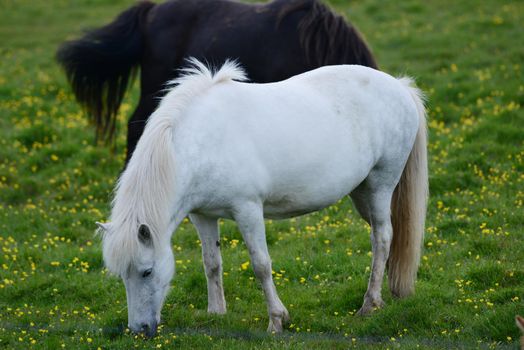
[388,77,428,298]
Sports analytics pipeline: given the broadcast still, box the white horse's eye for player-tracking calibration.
[142,268,153,278]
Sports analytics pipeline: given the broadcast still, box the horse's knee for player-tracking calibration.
[250,254,272,279]
[203,254,222,279]
[205,263,221,279]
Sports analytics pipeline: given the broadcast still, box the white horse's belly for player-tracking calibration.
[263,191,344,219]
[261,160,369,219]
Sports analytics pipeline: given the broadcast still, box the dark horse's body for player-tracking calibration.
[57,0,377,163]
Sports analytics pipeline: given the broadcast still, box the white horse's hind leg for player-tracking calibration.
[352,188,394,316]
[233,203,290,333]
[189,214,226,314]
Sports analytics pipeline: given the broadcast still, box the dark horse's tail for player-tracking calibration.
[56,1,155,143]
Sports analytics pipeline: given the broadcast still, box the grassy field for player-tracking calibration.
[1,0,523,348]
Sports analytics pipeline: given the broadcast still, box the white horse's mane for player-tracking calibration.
[101,58,247,275]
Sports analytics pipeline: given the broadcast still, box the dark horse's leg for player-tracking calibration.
[125,95,158,164]
[125,60,174,165]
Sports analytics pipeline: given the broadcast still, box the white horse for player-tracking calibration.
[97,59,428,337]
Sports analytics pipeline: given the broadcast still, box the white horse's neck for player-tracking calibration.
[112,58,248,237]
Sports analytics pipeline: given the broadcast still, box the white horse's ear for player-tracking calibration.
[138,224,153,246]
[96,222,112,232]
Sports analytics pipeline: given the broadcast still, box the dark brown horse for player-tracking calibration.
[57,0,377,163]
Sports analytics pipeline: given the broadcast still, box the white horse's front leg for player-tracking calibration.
[190,214,226,314]
[234,203,289,333]
[355,190,393,316]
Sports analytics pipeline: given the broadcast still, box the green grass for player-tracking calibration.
[1,0,523,348]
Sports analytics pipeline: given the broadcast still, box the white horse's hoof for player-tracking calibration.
[267,308,290,333]
[207,306,226,315]
[357,298,384,316]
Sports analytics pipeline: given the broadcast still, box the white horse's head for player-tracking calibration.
[97,222,174,337]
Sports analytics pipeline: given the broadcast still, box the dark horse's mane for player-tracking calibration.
[278,0,377,68]
[57,0,377,159]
